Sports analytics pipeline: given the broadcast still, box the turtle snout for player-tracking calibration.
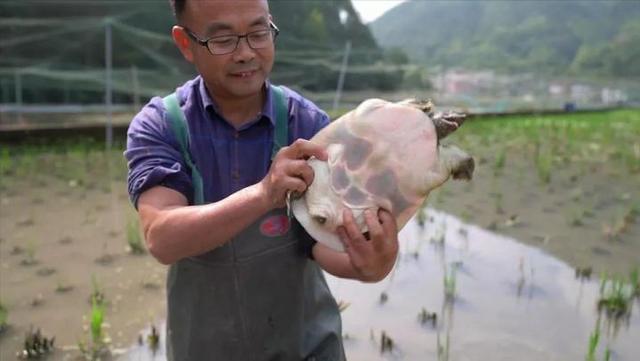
[451,156,475,180]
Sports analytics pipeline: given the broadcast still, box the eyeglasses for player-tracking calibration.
[183,22,279,55]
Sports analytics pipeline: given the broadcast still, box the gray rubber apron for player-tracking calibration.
[162,87,345,361]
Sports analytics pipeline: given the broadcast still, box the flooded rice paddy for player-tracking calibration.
[119,209,639,360]
[1,109,639,360]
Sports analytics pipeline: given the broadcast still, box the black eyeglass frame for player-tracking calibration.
[182,21,280,55]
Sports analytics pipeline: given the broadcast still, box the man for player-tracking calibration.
[125,1,399,360]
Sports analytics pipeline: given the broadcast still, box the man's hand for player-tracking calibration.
[337,208,399,282]
[259,139,327,210]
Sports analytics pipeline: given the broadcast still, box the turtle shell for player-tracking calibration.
[292,98,470,251]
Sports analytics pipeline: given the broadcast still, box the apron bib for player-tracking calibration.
[166,209,345,361]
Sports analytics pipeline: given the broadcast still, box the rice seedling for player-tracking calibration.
[575,267,593,281]
[55,281,74,294]
[535,151,552,185]
[430,221,447,245]
[586,323,599,361]
[443,264,457,301]
[504,214,520,228]
[126,218,145,255]
[630,268,639,297]
[16,217,35,227]
[16,327,55,359]
[460,209,472,222]
[602,205,636,241]
[436,331,450,361]
[379,292,388,305]
[597,273,634,319]
[493,146,506,176]
[36,267,56,277]
[89,275,106,307]
[147,325,160,352]
[418,308,437,327]
[0,147,12,174]
[416,206,427,229]
[0,301,7,333]
[380,331,394,354]
[458,227,468,238]
[141,279,161,290]
[493,191,504,215]
[570,187,584,202]
[78,295,109,361]
[20,241,38,266]
[585,318,612,361]
[568,208,586,227]
[10,246,24,255]
[15,149,36,179]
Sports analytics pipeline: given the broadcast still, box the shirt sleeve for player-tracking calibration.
[311,109,330,136]
[124,97,194,208]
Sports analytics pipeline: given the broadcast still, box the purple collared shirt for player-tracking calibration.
[125,76,329,207]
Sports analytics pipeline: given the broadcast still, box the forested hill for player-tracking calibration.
[1,0,399,103]
[370,0,640,77]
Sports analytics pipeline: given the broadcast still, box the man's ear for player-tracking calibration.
[172,26,194,63]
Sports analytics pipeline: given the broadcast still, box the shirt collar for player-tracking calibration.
[198,76,276,128]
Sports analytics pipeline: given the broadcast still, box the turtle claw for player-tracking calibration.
[433,111,466,140]
[286,191,293,219]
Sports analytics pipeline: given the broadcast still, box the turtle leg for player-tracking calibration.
[433,112,466,140]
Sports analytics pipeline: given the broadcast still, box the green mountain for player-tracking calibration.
[370,0,640,77]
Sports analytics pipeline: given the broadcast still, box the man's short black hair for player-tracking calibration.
[169,0,186,20]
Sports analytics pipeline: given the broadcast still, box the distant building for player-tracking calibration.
[570,84,597,103]
[601,88,627,105]
[435,70,496,95]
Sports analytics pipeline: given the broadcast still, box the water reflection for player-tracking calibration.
[327,209,639,361]
[120,209,639,360]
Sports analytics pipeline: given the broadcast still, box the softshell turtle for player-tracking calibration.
[291,98,474,252]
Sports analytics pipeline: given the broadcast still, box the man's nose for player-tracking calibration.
[232,37,255,63]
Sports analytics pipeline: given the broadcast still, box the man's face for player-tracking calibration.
[180,0,274,100]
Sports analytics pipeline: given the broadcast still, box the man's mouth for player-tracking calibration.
[230,70,258,78]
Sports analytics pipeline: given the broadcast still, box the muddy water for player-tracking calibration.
[328,209,639,360]
[120,209,639,360]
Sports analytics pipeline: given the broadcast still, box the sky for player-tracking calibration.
[351,0,407,23]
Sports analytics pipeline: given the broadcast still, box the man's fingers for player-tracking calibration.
[342,209,367,243]
[287,139,327,161]
[338,226,365,266]
[286,160,314,186]
[284,177,307,195]
[364,209,385,249]
[378,209,397,237]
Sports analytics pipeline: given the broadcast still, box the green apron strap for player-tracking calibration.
[271,85,288,159]
[163,93,205,205]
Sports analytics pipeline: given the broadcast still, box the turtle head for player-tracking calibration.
[440,144,475,181]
